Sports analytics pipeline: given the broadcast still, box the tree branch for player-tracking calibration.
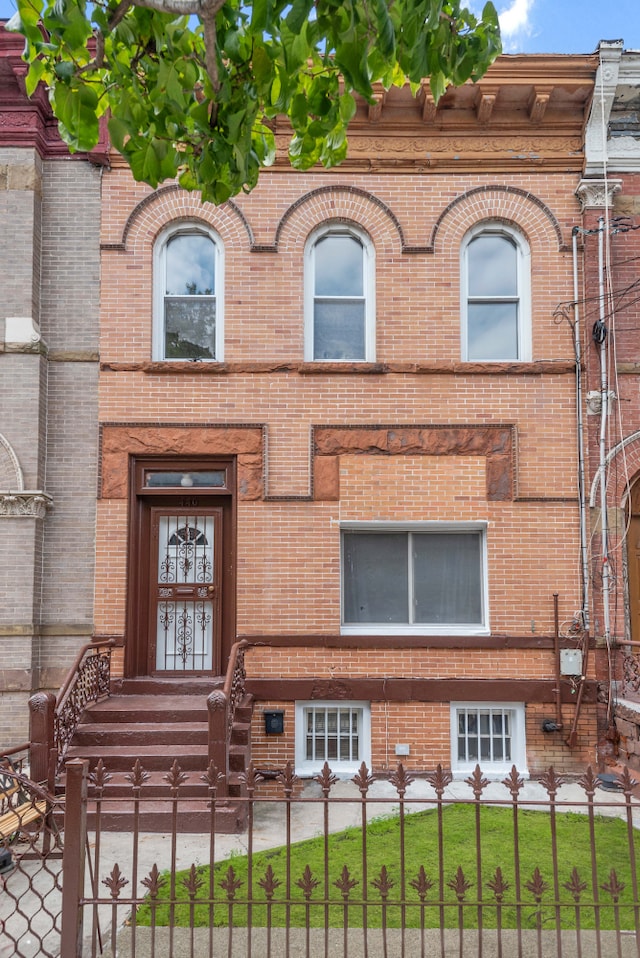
[108,0,134,31]
[119,0,226,118]
[121,0,226,17]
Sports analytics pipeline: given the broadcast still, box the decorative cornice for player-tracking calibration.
[0,491,53,517]
[0,27,109,163]
[575,177,623,210]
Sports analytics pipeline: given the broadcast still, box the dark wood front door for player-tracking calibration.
[126,457,236,678]
[151,507,222,673]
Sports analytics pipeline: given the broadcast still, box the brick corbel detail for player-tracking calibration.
[312,425,515,502]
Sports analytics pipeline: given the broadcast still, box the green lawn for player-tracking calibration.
[135,805,640,930]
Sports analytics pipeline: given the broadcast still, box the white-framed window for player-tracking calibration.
[461,223,531,362]
[304,224,375,361]
[341,523,488,635]
[451,702,528,778]
[153,223,223,361]
[295,701,371,776]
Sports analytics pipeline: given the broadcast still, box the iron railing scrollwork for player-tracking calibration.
[622,651,640,701]
[54,640,115,772]
[226,642,247,740]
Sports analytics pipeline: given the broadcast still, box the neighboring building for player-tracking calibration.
[0,27,107,746]
[578,42,640,771]
[1,31,606,779]
[95,51,598,779]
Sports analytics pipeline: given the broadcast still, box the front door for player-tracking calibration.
[126,457,236,678]
[151,507,222,673]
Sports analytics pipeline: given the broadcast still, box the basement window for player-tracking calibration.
[451,703,528,778]
[295,701,371,776]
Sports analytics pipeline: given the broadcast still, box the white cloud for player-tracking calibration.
[497,0,536,51]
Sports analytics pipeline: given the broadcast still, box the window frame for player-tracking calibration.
[450,702,528,778]
[460,222,531,363]
[152,222,224,362]
[304,223,376,362]
[295,700,371,777]
[340,521,489,636]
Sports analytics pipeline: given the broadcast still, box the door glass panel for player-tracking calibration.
[145,470,226,489]
[156,600,213,670]
[155,513,216,671]
[158,515,214,584]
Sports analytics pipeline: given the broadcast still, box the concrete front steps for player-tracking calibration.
[61,678,253,833]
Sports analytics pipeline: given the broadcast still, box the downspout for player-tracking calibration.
[595,218,612,649]
[572,227,590,631]
[553,593,563,731]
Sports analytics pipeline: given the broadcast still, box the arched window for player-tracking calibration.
[461,224,531,362]
[153,224,223,361]
[305,225,375,361]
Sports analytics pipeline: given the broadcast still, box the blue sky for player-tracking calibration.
[483,0,639,54]
[0,0,638,55]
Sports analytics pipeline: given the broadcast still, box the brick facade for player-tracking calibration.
[0,31,613,779]
[94,55,599,777]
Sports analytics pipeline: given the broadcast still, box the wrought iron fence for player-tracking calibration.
[3,758,640,958]
[0,763,62,958]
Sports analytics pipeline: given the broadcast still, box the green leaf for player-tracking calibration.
[371,0,395,59]
[51,80,100,151]
[54,60,75,80]
[107,115,130,153]
[286,0,314,34]
[6,0,501,201]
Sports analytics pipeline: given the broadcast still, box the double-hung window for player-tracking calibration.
[153,225,223,361]
[305,226,375,361]
[461,225,530,361]
[341,524,488,635]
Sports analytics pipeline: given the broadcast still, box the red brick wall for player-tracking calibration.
[96,155,594,771]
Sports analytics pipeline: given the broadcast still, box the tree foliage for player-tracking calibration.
[7,0,501,203]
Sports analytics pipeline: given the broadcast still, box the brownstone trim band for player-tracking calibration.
[312,423,515,501]
[99,423,264,499]
[100,360,575,376]
[239,633,581,650]
[245,677,598,705]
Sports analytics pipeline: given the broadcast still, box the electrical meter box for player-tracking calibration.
[560,649,583,676]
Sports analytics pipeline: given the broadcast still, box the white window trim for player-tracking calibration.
[340,521,489,636]
[450,702,529,779]
[295,700,371,777]
[152,222,224,362]
[304,223,376,362]
[460,222,531,362]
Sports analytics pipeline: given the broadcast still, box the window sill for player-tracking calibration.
[341,625,490,637]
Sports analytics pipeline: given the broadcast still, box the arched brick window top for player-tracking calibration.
[275,185,404,255]
[431,185,565,253]
[153,222,224,362]
[304,222,376,363]
[460,222,531,363]
[117,184,253,252]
